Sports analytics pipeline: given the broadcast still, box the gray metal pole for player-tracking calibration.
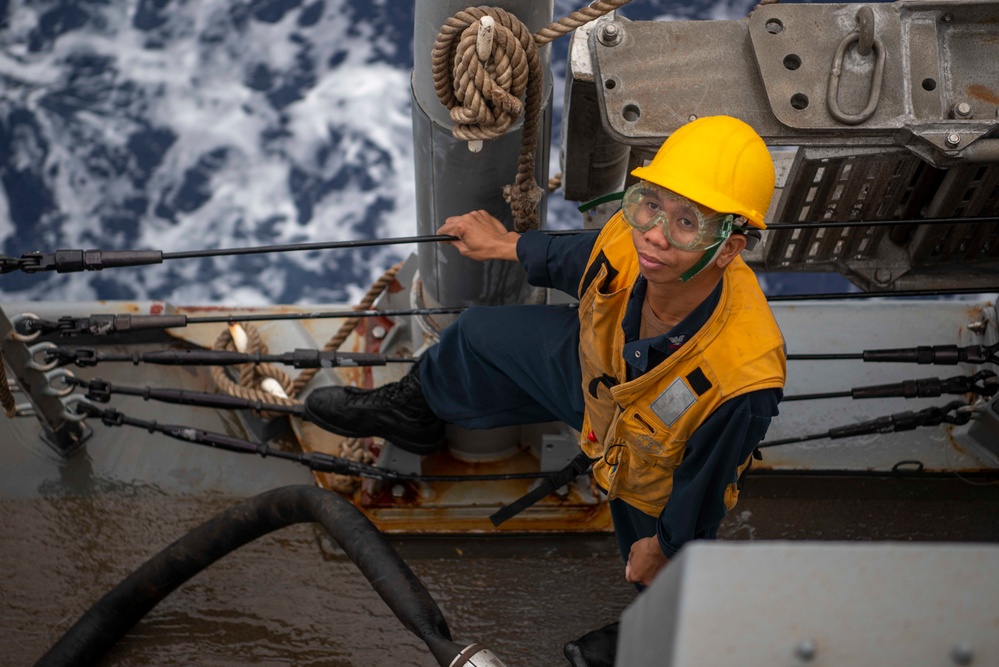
[412,0,553,312]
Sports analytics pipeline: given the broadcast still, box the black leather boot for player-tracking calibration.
[303,362,445,455]
[563,622,618,667]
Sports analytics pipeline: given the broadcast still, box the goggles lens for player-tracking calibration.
[621,182,734,252]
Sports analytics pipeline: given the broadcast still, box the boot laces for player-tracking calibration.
[350,370,420,408]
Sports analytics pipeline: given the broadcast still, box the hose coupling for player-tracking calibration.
[449,643,508,667]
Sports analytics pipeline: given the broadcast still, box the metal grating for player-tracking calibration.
[766,148,939,270]
[766,147,999,284]
[910,163,999,265]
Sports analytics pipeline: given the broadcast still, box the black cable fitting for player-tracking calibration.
[14,316,59,336]
[65,313,190,336]
[98,407,126,427]
[56,317,93,336]
[42,347,83,367]
[862,342,999,366]
[74,348,99,367]
[0,254,26,274]
[65,377,305,416]
[47,345,410,369]
[849,371,998,400]
[827,400,970,440]
[286,349,392,368]
[16,249,164,274]
[762,400,974,448]
[83,379,113,403]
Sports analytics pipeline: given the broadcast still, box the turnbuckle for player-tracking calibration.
[0,254,37,274]
[38,346,98,368]
[76,377,113,403]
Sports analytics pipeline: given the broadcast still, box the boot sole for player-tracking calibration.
[303,405,445,456]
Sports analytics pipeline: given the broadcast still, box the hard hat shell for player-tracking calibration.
[630,115,775,229]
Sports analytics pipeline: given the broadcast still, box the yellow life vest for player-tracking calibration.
[577,212,786,516]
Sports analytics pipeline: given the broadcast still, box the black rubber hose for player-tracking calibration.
[34,485,465,667]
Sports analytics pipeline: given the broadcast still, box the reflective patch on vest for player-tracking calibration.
[650,377,697,427]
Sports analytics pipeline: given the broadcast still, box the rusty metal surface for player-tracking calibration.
[297,418,613,535]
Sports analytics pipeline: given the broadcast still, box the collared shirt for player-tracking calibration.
[621,278,722,380]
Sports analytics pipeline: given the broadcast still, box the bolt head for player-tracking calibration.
[968,319,988,335]
[598,23,622,46]
[946,133,962,148]
[953,102,974,119]
[795,639,817,662]
[371,325,388,340]
[951,643,974,665]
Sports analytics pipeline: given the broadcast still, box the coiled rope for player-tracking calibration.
[210,261,404,491]
[432,1,631,231]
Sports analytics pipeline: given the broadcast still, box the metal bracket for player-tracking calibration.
[0,306,91,456]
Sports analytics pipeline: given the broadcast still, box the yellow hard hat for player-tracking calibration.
[630,115,775,229]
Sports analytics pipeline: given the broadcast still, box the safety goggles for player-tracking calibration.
[621,181,735,252]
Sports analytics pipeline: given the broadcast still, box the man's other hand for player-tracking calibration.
[625,537,669,586]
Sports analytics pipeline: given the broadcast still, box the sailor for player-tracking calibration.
[306,115,786,587]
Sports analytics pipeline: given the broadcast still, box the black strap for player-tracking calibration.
[489,451,595,526]
[579,250,619,297]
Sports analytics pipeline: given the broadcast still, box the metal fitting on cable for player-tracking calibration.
[42,368,76,398]
[60,395,93,422]
[448,643,508,667]
[11,313,43,342]
[26,342,62,372]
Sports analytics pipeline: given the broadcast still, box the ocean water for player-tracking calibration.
[0,0,813,308]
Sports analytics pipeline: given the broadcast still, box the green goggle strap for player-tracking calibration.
[577,190,625,213]
[678,246,720,282]
[678,215,736,282]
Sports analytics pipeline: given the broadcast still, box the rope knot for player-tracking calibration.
[435,8,537,143]
[503,181,545,232]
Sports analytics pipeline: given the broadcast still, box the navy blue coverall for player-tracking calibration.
[419,229,781,562]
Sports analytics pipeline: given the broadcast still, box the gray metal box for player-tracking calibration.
[617,541,999,666]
